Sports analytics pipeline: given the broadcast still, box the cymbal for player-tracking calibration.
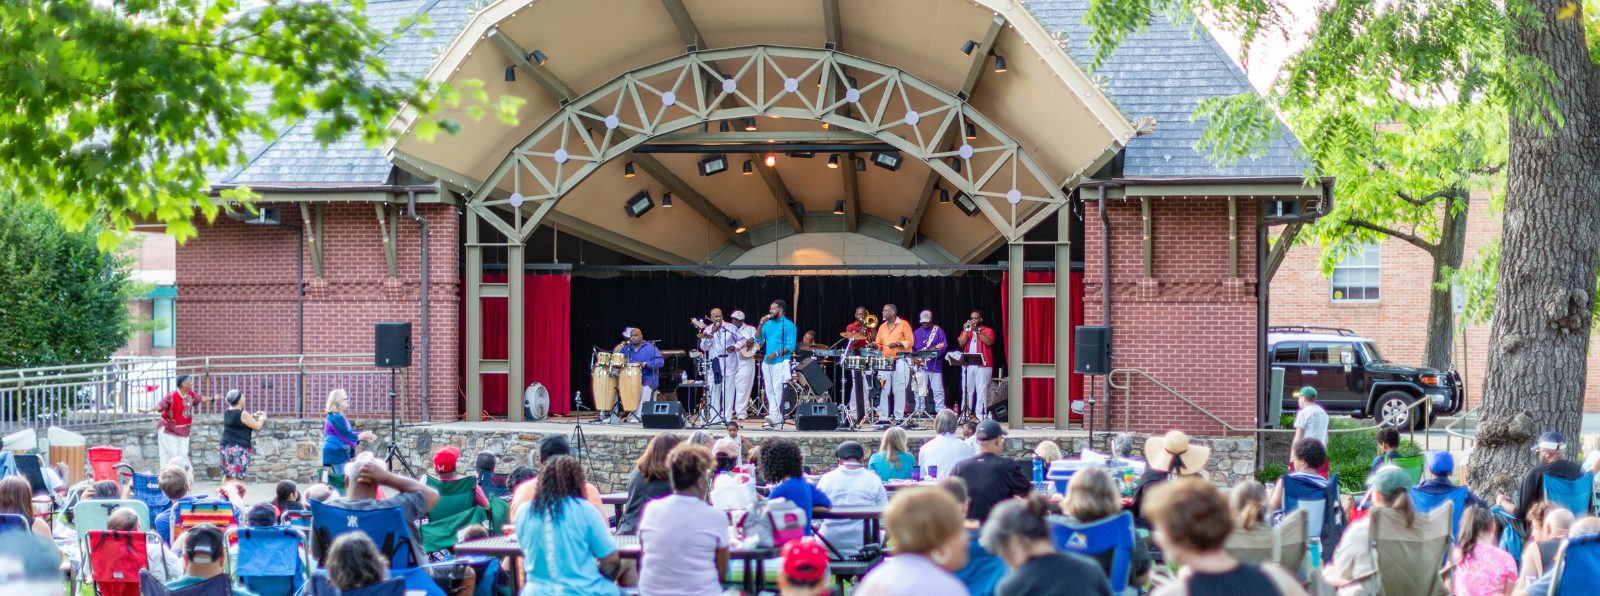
[840,331,868,340]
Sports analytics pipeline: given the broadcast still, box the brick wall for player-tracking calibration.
[176,201,461,422]
[1083,196,1259,434]
[1269,198,1600,413]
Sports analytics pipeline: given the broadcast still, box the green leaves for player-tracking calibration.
[1191,93,1281,167]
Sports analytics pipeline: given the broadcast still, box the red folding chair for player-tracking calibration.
[86,529,149,596]
[89,446,123,483]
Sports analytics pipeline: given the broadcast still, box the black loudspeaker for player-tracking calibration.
[988,400,1008,423]
[640,401,685,429]
[1074,325,1111,375]
[374,322,413,368]
[794,359,835,395]
[796,402,839,431]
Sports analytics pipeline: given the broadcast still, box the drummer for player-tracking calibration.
[614,327,665,402]
[794,330,822,361]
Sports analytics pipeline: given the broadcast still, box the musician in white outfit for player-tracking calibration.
[956,310,997,420]
[694,308,739,423]
[727,311,759,420]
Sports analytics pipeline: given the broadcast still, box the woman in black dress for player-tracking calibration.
[219,389,266,483]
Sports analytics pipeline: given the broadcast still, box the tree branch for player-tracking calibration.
[1395,189,1456,207]
[1347,218,1439,252]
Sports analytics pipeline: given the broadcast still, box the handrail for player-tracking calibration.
[1108,368,1435,437]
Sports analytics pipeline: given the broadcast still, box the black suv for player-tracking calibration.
[1269,326,1463,429]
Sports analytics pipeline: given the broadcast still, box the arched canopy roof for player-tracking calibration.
[388,0,1133,263]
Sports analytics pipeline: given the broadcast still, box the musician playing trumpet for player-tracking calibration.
[955,310,997,420]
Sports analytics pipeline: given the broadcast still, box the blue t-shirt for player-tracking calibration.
[768,477,831,535]
[167,575,258,596]
[323,412,358,451]
[866,452,917,482]
[514,498,620,596]
[759,317,798,363]
[953,529,1006,596]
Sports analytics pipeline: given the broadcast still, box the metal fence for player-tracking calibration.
[0,354,398,432]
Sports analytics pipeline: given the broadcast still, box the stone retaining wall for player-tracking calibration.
[63,417,1257,491]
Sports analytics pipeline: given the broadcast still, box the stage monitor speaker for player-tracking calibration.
[794,359,835,395]
[1074,326,1111,375]
[374,322,413,368]
[640,401,685,429]
[796,402,839,431]
[988,400,1008,423]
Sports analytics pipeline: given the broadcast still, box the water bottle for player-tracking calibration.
[1308,536,1323,569]
[1033,458,1044,483]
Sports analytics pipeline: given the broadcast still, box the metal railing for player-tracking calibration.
[1107,368,1437,438]
[0,354,398,432]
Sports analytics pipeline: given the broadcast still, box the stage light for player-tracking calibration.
[662,192,674,207]
[532,50,548,65]
[993,54,1007,73]
[764,153,777,167]
[624,191,654,218]
[954,191,979,216]
[791,200,806,216]
[965,123,977,139]
[833,200,846,215]
[847,76,858,89]
[895,217,909,231]
[698,154,729,176]
[745,117,758,131]
[870,151,903,171]
[827,154,840,168]
[743,159,754,174]
[822,122,830,129]
[729,218,747,233]
[961,40,979,56]
[856,155,866,171]
[505,66,516,82]
[720,121,730,132]
[792,151,814,158]
[624,162,636,178]
[939,187,951,203]
[950,157,961,173]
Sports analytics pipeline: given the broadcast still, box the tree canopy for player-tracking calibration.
[0,0,520,247]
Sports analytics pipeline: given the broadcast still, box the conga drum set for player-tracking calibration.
[590,349,643,423]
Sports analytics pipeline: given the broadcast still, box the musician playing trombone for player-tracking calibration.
[842,307,876,420]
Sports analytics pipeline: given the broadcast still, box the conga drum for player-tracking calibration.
[618,364,643,412]
[592,363,618,412]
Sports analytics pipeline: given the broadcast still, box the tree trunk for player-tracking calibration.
[1421,192,1468,371]
[1469,1,1600,496]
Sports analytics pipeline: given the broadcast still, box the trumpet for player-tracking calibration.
[863,314,879,328]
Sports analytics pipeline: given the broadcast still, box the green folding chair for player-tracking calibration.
[426,476,479,521]
[327,473,346,494]
[421,507,487,553]
[1392,456,1425,486]
[488,496,511,535]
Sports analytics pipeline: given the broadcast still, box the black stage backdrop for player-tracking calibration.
[568,273,1006,410]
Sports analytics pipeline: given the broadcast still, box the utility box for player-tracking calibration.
[1267,367,1285,427]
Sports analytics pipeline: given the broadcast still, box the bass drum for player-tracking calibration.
[523,382,550,421]
[592,365,618,412]
[781,384,800,417]
[618,364,643,412]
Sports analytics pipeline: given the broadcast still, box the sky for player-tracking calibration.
[1197,1,1320,94]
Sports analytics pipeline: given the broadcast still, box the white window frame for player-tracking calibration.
[1331,243,1381,302]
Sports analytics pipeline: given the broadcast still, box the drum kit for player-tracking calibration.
[589,349,643,423]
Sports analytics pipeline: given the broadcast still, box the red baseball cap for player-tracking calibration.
[781,538,829,583]
[433,446,461,475]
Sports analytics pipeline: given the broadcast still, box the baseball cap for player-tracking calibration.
[730,310,745,320]
[1534,431,1565,452]
[781,538,829,583]
[919,310,933,323]
[1426,450,1454,476]
[433,446,461,475]
[976,419,1006,441]
[184,524,226,563]
[1295,386,1318,400]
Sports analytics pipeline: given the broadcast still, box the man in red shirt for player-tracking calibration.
[842,306,875,420]
[140,374,214,468]
[955,311,996,420]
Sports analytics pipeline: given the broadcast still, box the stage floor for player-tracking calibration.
[432,414,1092,440]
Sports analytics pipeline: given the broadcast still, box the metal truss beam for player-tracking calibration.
[906,16,1006,247]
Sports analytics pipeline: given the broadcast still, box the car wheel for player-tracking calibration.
[1373,391,1421,430]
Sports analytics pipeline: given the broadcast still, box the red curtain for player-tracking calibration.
[479,274,572,417]
[1001,272,1084,420]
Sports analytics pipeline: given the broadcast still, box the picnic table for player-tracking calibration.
[883,481,937,492]
[600,491,628,521]
[454,529,782,594]
[815,504,885,547]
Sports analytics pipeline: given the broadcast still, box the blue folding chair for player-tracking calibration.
[478,472,510,499]
[138,570,232,596]
[1410,486,1470,540]
[0,512,31,533]
[281,509,313,534]
[309,575,407,596]
[118,464,173,514]
[1050,511,1135,594]
[1553,534,1600,596]
[1545,473,1594,518]
[309,499,420,570]
[228,527,307,596]
[1276,473,1332,539]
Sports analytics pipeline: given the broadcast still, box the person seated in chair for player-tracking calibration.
[1370,427,1403,473]
[327,458,441,570]
[1413,451,1487,510]
[104,506,182,583]
[433,447,489,509]
[326,532,390,592]
[1498,432,1586,531]
[1059,467,1151,589]
[1268,439,1328,514]
[152,466,245,545]
[1513,517,1600,596]
[167,524,257,595]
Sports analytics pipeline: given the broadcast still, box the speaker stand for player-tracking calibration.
[383,368,416,477]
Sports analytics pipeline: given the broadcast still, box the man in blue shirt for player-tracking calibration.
[152,467,245,545]
[614,327,664,402]
[755,299,798,428]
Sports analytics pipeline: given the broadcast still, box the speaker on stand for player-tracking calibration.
[1074,326,1111,447]
[374,322,416,476]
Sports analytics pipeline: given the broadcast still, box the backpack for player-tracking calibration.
[740,496,807,548]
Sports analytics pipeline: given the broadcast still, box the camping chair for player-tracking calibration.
[1275,474,1332,539]
[0,512,31,533]
[172,499,235,543]
[479,472,510,498]
[1551,533,1600,595]
[422,506,488,554]
[1050,511,1136,594]
[138,571,231,596]
[327,473,346,494]
[426,476,481,522]
[89,447,123,482]
[74,499,152,535]
[309,575,407,596]
[487,495,511,534]
[1367,503,1452,596]
[1410,486,1470,540]
[308,499,419,569]
[227,527,307,596]
[117,464,173,514]
[1545,473,1594,518]
[13,453,51,495]
[86,529,153,596]
[280,509,313,534]
[1392,456,1426,486]
[1224,509,1307,575]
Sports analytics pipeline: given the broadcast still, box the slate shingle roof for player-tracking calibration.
[1029,0,1312,178]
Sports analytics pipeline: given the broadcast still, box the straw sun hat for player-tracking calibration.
[1143,430,1211,474]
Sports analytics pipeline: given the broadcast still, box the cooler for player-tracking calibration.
[48,427,87,485]
[1046,459,1096,495]
[89,446,123,482]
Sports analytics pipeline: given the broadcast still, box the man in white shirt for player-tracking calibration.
[728,311,760,420]
[1291,386,1329,474]
[816,441,887,557]
[695,308,739,424]
[917,409,976,479]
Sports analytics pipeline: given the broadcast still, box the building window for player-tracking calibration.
[152,296,174,348]
[1332,243,1381,301]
